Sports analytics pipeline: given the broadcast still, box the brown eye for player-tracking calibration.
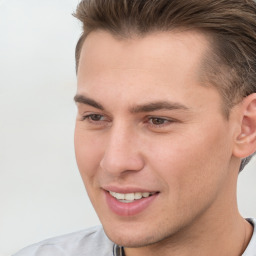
[80,113,111,129]
[82,114,105,122]
[150,118,167,125]
[90,114,103,121]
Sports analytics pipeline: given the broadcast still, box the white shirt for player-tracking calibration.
[14,218,256,256]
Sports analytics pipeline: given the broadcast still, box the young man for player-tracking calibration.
[14,0,256,255]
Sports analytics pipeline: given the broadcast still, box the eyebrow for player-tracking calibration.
[74,95,104,110]
[130,101,189,113]
[74,94,189,113]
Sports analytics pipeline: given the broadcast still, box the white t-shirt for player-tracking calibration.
[13,218,256,256]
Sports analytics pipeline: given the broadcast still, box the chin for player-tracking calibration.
[102,222,173,248]
[106,232,158,248]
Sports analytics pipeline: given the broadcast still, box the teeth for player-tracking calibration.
[142,192,150,197]
[115,192,125,200]
[134,192,142,199]
[125,193,134,201]
[109,191,154,202]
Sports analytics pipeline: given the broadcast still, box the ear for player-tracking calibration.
[233,93,256,158]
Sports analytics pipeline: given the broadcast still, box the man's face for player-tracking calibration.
[75,30,238,247]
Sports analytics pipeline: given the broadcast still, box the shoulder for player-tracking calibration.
[243,218,256,256]
[13,226,114,256]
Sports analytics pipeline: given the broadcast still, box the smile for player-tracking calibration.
[109,191,157,203]
[105,190,159,216]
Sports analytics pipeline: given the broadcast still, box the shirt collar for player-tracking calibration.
[113,244,124,256]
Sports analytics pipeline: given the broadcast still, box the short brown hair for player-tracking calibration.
[73,0,256,171]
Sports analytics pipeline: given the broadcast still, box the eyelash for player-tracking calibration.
[146,117,174,127]
[82,114,108,123]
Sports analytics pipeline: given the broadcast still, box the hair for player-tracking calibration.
[73,0,256,171]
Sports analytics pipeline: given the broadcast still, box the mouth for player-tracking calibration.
[108,191,158,203]
[104,189,159,216]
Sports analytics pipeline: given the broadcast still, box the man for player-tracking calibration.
[14,0,256,255]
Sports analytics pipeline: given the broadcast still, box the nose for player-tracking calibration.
[100,123,145,176]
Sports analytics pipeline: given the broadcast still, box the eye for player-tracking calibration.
[145,116,178,132]
[84,114,104,121]
[149,117,168,126]
[81,113,110,125]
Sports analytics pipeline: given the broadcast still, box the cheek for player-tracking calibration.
[147,124,232,197]
[74,126,103,180]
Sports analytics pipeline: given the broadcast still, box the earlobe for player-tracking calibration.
[233,93,256,158]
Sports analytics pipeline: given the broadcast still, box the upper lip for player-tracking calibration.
[102,185,159,194]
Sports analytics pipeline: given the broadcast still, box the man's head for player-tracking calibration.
[73,0,256,251]
[74,0,256,171]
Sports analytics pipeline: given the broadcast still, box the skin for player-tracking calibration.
[74,30,254,256]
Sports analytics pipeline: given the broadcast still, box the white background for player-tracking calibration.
[0,0,255,255]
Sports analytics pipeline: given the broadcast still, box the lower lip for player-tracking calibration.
[104,190,159,216]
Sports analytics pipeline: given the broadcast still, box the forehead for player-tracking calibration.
[76,30,221,113]
[78,30,209,78]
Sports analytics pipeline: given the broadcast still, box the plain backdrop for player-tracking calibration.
[0,0,255,255]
